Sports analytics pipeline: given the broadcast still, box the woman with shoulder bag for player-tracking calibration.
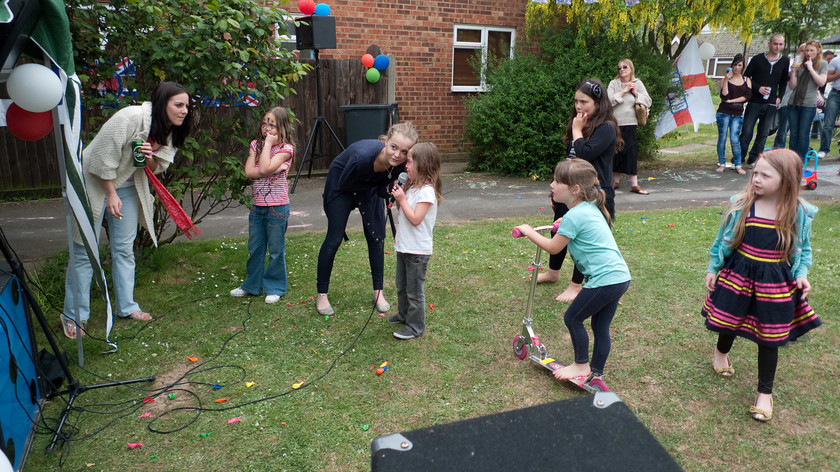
[608,58,653,195]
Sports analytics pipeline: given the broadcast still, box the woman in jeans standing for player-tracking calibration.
[787,40,828,160]
[716,55,751,175]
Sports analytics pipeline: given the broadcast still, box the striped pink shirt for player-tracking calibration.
[250,140,293,206]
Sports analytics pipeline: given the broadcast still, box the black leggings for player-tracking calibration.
[547,198,615,281]
[717,334,778,394]
[316,193,384,294]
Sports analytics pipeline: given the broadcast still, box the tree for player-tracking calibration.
[527,0,781,60]
[751,0,840,53]
[67,0,308,247]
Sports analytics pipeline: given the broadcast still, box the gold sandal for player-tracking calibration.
[750,396,773,421]
[713,353,734,377]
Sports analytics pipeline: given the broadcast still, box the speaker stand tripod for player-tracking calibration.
[291,48,345,193]
[0,228,155,454]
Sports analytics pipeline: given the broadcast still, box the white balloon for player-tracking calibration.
[7,63,64,113]
[698,42,716,61]
[0,449,12,472]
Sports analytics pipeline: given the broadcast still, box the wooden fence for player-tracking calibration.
[0,58,390,195]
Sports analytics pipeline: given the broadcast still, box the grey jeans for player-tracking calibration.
[395,252,430,336]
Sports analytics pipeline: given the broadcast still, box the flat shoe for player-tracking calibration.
[375,300,391,312]
[715,165,725,173]
[735,166,747,175]
[630,186,649,195]
[713,356,734,377]
[750,396,773,421]
[317,305,335,316]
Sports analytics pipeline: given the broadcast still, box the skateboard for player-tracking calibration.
[511,222,609,394]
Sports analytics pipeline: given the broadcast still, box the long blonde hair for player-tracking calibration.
[724,149,803,257]
[554,159,611,227]
[407,142,443,204]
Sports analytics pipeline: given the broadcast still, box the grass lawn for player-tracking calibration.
[23,204,840,471]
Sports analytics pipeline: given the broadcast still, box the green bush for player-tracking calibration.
[463,27,676,179]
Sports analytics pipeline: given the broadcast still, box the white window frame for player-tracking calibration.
[452,24,515,92]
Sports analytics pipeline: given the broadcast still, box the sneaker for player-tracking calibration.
[387,315,405,324]
[724,162,733,168]
[265,294,282,304]
[817,151,827,159]
[393,328,421,340]
[230,287,248,298]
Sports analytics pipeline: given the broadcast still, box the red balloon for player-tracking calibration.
[298,0,316,15]
[361,54,375,68]
[6,103,53,142]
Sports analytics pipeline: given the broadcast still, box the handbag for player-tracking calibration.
[635,103,648,127]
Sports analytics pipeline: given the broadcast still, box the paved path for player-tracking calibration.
[2,158,838,269]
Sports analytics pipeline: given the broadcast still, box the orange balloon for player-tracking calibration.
[361,54,375,68]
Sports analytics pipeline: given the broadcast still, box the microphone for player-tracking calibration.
[393,172,408,192]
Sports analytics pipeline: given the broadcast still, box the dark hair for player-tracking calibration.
[149,81,192,148]
[730,54,744,68]
[563,78,624,153]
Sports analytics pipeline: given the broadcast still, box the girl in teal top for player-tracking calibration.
[515,159,631,382]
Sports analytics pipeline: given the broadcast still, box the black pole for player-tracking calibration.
[291,49,345,193]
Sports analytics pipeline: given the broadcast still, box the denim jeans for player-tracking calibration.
[64,184,142,323]
[563,280,630,376]
[787,105,817,160]
[819,89,840,153]
[773,106,790,149]
[317,192,385,293]
[241,204,289,296]
[395,252,430,336]
[716,112,743,166]
[740,102,777,164]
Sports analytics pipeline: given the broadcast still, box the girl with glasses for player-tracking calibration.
[229,107,295,304]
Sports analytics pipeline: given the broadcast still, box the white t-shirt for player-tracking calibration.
[394,184,437,255]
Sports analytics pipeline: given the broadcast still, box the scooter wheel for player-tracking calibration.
[808,181,817,190]
[512,336,528,360]
[588,377,610,393]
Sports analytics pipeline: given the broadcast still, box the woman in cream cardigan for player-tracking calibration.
[608,58,652,195]
[61,82,192,338]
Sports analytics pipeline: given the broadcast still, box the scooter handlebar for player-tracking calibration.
[511,221,560,238]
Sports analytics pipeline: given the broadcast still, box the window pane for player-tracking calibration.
[456,28,481,43]
[453,47,480,86]
[488,31,512,60]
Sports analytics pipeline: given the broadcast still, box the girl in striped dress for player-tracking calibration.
[702,149,820,422]
[230,107,294,304]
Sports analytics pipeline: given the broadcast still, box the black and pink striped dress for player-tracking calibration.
[701,206,821,347]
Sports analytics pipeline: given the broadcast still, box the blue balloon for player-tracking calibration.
[373,54,390,71]
[314,3,331,15]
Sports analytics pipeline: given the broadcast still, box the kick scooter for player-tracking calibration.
[510,223,609,393]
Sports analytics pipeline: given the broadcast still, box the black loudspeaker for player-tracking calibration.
[0,271,41,471]
[371,392,683,471]
[295,15,336,50]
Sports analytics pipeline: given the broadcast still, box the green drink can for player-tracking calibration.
[131,140,145,167]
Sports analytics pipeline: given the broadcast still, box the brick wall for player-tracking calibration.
[286,0,527,160]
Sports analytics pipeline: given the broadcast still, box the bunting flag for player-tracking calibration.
[28,0,118,350]
[654,36,716,139]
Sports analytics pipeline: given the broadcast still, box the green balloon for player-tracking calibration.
[365,68,381,83]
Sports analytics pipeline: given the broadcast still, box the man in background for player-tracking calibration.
[740,34,790,167]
